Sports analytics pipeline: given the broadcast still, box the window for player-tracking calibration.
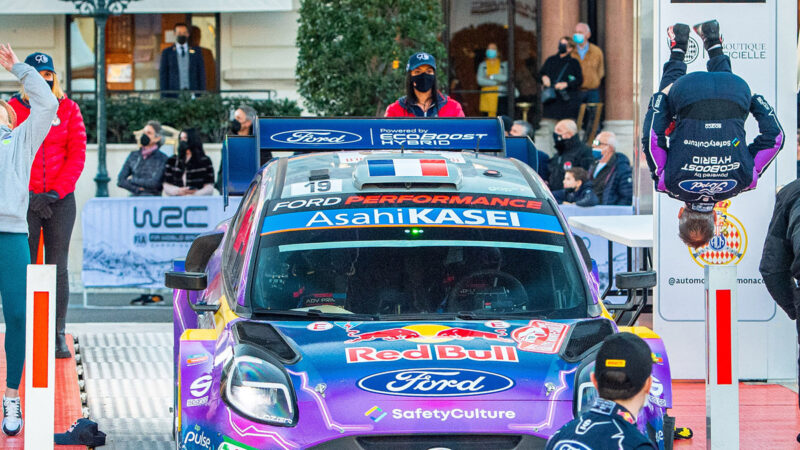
[223,178,262,295]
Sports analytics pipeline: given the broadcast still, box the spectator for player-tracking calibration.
[8,52,86,361]
[510,119,550,180]
[0,44,59,437]
[385,52,464,117]
[190,25,216,92]
[477,43,509,117]
[796,132,799,178]
[552,167,598,207]
[546,333,657,449]
[548,119,594,190]
[571,22,605,104]
[540,37,583,121]
[232,104,255,137]
[500,115,513,136]
[589,131,633,205]
[163,128,214,196]
[159,23,206,98]
[117,120,168,196]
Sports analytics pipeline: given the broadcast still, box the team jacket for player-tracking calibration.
[759,178,800,320]
[385,92,465,117]
[545,399,657,450]
[9,94,87,198]
[642,72,783,211]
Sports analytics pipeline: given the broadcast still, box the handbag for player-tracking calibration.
[542,63,569,104]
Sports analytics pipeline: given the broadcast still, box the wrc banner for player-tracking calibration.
[652,0,797,379]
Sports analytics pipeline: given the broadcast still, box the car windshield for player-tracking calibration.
[249,194,590,320]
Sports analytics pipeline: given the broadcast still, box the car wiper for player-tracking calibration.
[376,313,459,321]
[251,309,378,321]
[457,310,554,320]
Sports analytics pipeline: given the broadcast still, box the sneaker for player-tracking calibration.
[2,396,22,436]
[674,426,694,440]
[667,23,690,51]
[693,19,722,48]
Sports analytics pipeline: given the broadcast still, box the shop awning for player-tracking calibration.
[1,0,292,14]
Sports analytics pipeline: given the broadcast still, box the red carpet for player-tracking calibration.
[0,334,85,449]
[671,380,800,449]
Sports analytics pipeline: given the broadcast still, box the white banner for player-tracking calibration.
[82,196,240,288]
[653,0,797,379]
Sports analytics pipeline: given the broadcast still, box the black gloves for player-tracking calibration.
[29,191,59,220]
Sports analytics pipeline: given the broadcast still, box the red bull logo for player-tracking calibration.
[346,344,519,363]
[511,320,570,354]
[345,324,512,344]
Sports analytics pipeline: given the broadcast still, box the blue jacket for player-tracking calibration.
[159,45,206,95]
[553,181,599,207]
[546,399,656,450]
[642,70,784,210]
[590,153,633,205]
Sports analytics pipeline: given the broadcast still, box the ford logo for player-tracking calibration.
[270,129,362,145]
[678,179,736,195]
[357,368,514,397]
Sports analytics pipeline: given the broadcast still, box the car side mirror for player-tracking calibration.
[165,271,220,314]
[615,271,657,290]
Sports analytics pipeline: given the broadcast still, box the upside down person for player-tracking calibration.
[641,20,784,248]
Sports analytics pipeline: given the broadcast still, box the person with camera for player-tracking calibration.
[117,120,168,196]
[540,37,583,121]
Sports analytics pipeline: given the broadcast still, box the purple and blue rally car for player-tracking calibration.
[168,118,673,450]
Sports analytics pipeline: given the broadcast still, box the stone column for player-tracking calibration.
[536,0,580,156]
[602,0,635,161]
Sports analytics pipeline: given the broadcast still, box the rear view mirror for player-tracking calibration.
[165,271,207,291]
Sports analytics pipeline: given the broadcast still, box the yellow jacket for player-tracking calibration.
[571,43,604,90]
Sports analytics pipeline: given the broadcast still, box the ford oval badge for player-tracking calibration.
[270,129,362,145]
[357,368,514,397]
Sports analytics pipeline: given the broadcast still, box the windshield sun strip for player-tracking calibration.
[277,240,564,254]
[261,223,565,236]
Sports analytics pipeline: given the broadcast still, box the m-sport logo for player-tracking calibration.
[270,129,362,145]
[357,368,514,397]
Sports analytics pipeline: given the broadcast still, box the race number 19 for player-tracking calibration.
[290,179,343,196]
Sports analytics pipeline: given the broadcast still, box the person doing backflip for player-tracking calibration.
[642,20,784,248]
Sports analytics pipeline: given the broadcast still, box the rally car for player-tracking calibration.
[167,118,674,450]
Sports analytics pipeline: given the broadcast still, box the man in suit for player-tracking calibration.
[159,23,206,98]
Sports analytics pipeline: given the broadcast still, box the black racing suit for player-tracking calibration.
[545,398,657,450]
[759,178,800,407]
[642,55,784,212]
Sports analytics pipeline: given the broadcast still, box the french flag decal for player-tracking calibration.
[368,159,449,177]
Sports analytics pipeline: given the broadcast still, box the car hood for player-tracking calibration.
[266,320,582,435]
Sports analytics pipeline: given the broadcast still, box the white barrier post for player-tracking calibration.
[704,265,739,449]
[25,264,56,449]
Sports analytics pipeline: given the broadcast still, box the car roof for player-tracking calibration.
[276,150,545,200]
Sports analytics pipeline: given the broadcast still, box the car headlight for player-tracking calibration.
[574,360,598,417]
[222,354,297,426]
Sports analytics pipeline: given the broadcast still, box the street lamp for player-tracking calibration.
[61,0,139,197]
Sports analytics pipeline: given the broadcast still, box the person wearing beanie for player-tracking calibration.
[641,20,784,249]
[0,43,59,437]
[545,332,657,449]
[384,52,464,117]
[8,51,87,361]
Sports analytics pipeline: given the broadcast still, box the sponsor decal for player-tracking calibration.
[270,193,544,213]
[617,409,635,424]
[186,396,209,407]
[678,179,737,196]
[563,161,572,171]
[683,36,700,64]
[647,376,667,407]
[184,425,212,449]
[680,155,741,174]
[732,138,741,147]
[390,407,516,421]
[307,321,334,331]
[190,374,213,397]
[652,353,664,365]
[218,436,259,450]
[346,344,518,363]
[511,320,570,354]
[338,150,466,165]
[605,359,626,368]
[378,130,489,147]
[705,122,722,129]
[364,405,387,422]
[345,324,512,344]
[270,129,362,145]
[186,353,210,366]
[682,139,733,148]
[367,159,449,177]
[553,441,592,450]
[357,368,514,397]
[483,320,510,329]
[689,200,747,266]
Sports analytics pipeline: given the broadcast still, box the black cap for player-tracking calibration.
[595,332,653,394]
[54,418,107,446]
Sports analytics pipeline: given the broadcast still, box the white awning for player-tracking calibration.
[0,0,292,14]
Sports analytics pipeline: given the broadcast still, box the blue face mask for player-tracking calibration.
[573,33,585,44]
[486,49,498,59]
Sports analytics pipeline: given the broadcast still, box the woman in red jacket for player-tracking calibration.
[385,52,464,118]
[8,52,86,360]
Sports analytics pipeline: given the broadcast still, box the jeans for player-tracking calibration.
[580,89,600,103]
[0,233,29,389]
[27,193,76,336]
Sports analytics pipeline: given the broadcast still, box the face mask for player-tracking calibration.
[558,43,568,54]
[230,119,242,134]
[46,80,54,90]
[486,49,498,59]
[139,134,151,147]
[573,33,585,44]
[565,187,576,194]
[411,73,435,93]
[176,35,188,45]
[178,141,190,159]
